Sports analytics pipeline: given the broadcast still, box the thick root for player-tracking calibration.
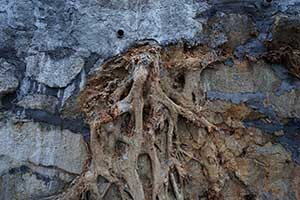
[57,43,228,200]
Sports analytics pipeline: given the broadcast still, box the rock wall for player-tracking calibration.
[1,0,300,199]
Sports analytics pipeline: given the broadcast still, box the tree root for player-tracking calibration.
[55,43,227,200]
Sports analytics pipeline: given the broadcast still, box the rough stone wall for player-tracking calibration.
[0,0,300,199]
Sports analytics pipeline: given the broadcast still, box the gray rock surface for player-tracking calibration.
[0,59,19,95]
[70,0,208,56]
[1,0,300,198]
[0,161,75,200]
[1,0,210,56]
[269,89,300,118]
[0,116,87,174]
[25,52,85,88]
[17,94,59,113]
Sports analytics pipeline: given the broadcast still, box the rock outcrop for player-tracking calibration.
[1,0,300,199]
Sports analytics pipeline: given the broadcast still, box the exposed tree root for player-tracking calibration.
[51,42,260,200]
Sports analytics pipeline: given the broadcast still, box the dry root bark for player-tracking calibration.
[52,43,248,200]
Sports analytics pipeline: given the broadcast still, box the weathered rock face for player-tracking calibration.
[0,59,19,96]
[17,94,59,114]
[25,52,85,88]
[0,163,76,200]
[0,113,88,199]
[1,0,300,199]
[0,116,87,174]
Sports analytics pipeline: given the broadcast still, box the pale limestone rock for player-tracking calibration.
[0,117,87,174]
[25,53,84,88]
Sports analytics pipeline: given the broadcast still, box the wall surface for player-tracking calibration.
[1,0,300,199]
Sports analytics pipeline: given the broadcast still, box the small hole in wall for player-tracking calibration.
[262,0,272,6]
[117,29,124,38]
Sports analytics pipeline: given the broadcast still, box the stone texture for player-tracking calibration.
[0,0,300,198]
[73,0,207,55]
[269,89,300,118]
[17,94,59,113]
[235,143,298,200]
[202,59,300,121]
[202,60,279,94]
[0,59,19,95]
[0,0,210,58]
[25,52,85,88]
[0,115,87,174]
[206,13,256,50]
[0,163,75,200]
